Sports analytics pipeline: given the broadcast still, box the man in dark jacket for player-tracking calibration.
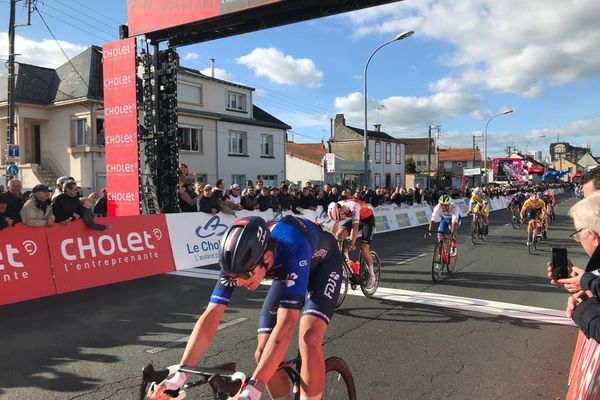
[5,179,25,224]
[52,180,108,230]
[198,185,221,214]
[0,193,14,230]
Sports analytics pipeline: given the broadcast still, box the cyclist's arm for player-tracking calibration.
[180,302,226,366]
[350,221,359,247]
[252,306,300,385]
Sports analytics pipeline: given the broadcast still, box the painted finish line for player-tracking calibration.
[170,268,574,327]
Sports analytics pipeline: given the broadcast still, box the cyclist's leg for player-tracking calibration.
[300,252,341,399]
[483,207,489,234]
[359,216,376,287]
[257,281,292,398]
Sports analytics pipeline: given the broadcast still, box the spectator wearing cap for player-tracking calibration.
[21,184,55,227]
[0,193,12,230]
[53,176,72,200]
[241,186,260,211]
[197,184,221,214]
[5,179,25,225]
[227,183,243,210]
[212,179,236,215]
[52,180,108,230]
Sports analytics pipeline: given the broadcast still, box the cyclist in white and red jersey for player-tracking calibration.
[328,198,377,289]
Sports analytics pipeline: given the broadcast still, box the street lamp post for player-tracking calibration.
[363,30,414,188]
[524,134,546,155]
[483,109,514,184]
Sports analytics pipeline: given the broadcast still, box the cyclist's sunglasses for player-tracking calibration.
[233,255,267,280]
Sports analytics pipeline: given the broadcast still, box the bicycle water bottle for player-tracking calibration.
[349,260,361,275]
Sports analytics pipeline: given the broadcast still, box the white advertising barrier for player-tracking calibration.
[166,197,516,271]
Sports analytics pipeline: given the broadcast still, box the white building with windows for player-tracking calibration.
[0,46,290,191]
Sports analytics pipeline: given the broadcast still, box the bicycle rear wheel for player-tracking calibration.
[471,220,478,245]
[323,357,357,400]
[360,251,381,297]
[527,230,534,255]
[431,241,443,283]
[335,265,349,310]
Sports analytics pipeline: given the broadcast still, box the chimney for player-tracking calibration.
[373,124,381,132]
[211,58,215,78]
[334,114,345,127]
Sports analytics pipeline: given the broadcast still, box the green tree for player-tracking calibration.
[405,157,417,173]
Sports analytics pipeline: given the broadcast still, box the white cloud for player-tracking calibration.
[345,0,600,96]
[0,32,86,72]
[183,52,200,61]
[236,48,323,87]
[334,91,481,134]
[199,67,232,81]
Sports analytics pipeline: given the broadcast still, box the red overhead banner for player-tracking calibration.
[102,38,140,216]
[47,216,175,294]
[128,0,283,36]
[0,225,56,305]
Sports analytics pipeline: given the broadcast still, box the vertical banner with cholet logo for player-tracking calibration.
[0,225,56,305]
[102,38,140,216]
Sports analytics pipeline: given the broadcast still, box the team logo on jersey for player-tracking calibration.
[324,272,340,300]
[286,273,298,287]
[220,275,238,287]
[312,249,328,260]
[298,259,308,267]
[329,272,340,281]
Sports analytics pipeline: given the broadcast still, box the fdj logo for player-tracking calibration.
[195,216,228,239]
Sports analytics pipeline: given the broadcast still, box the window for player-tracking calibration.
[232,175,246,186]
[395,144,402,164]
[385,143,391,164]
[261,134,274,156]
[227,91,247,112]
[75,119,88,147]
[178,127,202,152]
[374,173,382,187]
[229,131,247,155]
[456,161,463,167]
[395,173,402,187]
[257,175,277,188]
[178,83,202,104]
[374,142,381,163]
[96,118,104,147]
[195,174,207,184]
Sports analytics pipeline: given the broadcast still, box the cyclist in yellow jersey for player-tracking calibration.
[520,193,547,243]
[468,187,489,235]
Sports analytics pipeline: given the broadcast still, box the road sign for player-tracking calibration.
[7,144,20,158]
[6,164,19,176]
[325,153,335,173]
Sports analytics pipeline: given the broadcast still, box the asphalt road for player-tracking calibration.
[0,194,583,400]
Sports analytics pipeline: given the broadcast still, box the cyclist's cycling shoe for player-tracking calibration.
[365,275,376,290]
[542,231,547,239]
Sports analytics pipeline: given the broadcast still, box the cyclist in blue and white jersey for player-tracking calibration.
[424,194,460,255]
[147,215,341,400]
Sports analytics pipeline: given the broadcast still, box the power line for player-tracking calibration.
[68,0,123,25]
[52,0,119,31]
[34,4,113,42]
[33,5,89,89]
[37,1,116,38]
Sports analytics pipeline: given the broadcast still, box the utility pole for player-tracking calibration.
[427,125,432,188]
[6,0,32,179]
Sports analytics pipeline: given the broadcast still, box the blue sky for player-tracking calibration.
[2,0,599,159]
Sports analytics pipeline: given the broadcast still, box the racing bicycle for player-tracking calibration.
[428,231,457,283]
[525,215,544,255]
[470,209,487,244]
[140,351,357,400]
[509,204,521,229]
[335,238,381,309]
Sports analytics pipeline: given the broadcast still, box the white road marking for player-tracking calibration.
[395,253,427,265]
[170,269,575,326]
[146,317,248,354]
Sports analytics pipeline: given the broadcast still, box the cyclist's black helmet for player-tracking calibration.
[219,216,271,275]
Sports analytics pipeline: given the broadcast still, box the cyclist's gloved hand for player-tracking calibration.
[163,370,188,391]
[424,232,431,239]
[239,378,265,400]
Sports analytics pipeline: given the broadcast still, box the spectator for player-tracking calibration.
[228,183,243,210]
[298,187,317,211]
[390,186,404,207]
[278,184,293,211]
[257,187,274,212]
[52,181,108,230]
[290,187,304,214]
[20,184,55,227]
[53,176,72,200]
[581,167,600,197]
[194,182,205,198]
[5,179,25,224]
[255,180,264,194]
[329,186,340,203]
[241,186,260,211]
[178,163,195,185]
[178,182,197,212]
[371,187,386,207]
[212,179,236,215]
[97,128,105,147]
[93,188,108,217]
[0,193,13,230]
[414,184,422,204]
[197,184,220,214]
[269,187,281,211]
[549,192,600,341]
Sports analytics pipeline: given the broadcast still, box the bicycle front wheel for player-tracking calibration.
[323,357,357,400]
[471,220,479,245]
[527,230,534,255]
[335,265,349,310]
[431,241,443,283]
[447,243,457,275]
[360,251,381,297]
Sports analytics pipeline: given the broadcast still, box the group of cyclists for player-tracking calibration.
[146,182,566,399]
[509,189,556,245]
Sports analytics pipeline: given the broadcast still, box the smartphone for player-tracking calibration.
[551,247,569,280]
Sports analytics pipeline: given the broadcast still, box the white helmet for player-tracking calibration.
[472,187,482,195]
[327,202,342,221]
